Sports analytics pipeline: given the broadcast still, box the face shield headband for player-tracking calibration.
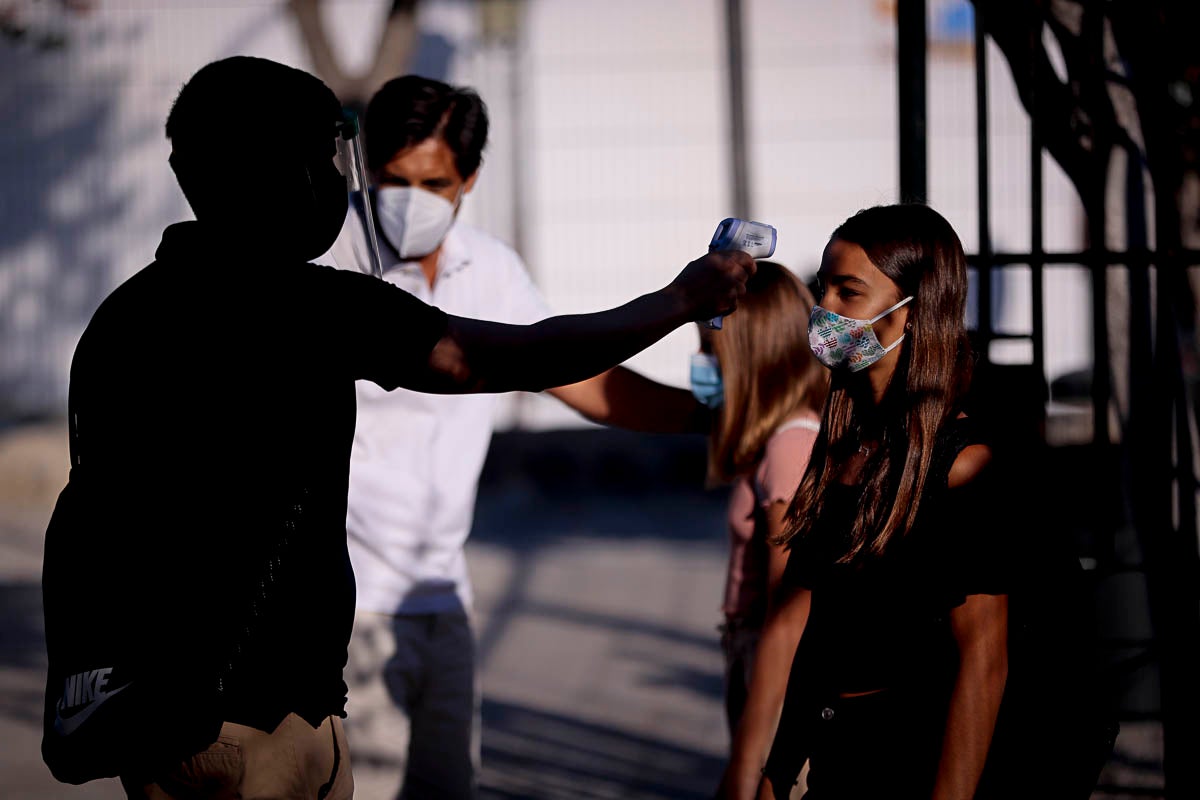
[334,109,384,280]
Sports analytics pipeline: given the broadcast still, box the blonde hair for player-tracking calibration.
[707,260,828,485]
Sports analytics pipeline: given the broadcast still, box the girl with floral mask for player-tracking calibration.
[718,204,1012,800]
[689,260,828,747]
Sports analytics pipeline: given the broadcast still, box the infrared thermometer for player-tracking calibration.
[705,217,777,329]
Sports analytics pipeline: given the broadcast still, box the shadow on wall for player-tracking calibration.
[0,18,158,423]
[285,0,457,119]
[0,5,461,426]
[410,32,455,84]
[336,30,457,122]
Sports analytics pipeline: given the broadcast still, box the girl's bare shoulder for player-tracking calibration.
[947,412,993,489]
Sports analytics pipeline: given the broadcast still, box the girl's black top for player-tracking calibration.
[763,414,1015,791]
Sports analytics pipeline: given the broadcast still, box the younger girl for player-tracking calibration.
[691,260,828,738]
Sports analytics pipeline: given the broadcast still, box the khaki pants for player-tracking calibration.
[122,713,353,800]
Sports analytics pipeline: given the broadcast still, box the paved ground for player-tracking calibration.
[0,421,1166,799]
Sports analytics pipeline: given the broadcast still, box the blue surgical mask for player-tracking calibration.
[689,352,724,409]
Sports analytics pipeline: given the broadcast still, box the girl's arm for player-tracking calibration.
[546,366,712,433]
[933,442,1009,798]
[761,424,819,617]
[723,428,817,799]
[764,502,791,618]
[716,585,811,800]
[932,591,1008,799]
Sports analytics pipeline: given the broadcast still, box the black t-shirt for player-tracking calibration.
[43,221,448,733]
[761,415,1016,794]
[779,415,1012,694]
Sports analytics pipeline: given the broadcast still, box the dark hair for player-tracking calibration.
[708,261,827,484]
[166,56,342,211]
[365,75,488,179]
[779,203,974,562]
[834,203,973,411]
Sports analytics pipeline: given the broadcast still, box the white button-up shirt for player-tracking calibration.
[320,210,551,615]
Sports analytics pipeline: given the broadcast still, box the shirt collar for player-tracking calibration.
[437,224,471,278]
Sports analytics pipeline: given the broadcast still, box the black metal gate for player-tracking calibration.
[897,1,1200,796]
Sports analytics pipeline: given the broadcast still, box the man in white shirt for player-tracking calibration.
[321,75,707,800]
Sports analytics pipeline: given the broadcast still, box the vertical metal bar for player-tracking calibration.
[1164,169,1200,800]
[898,0,927,204]
[1087,162,1110,446]
[974,0,993,345]
[1090,234,1110,446]
[1081,3,1110,448]
[499,0,531,428]
[508,3,527,268]
[1028,27,1045,384]
[724,0,751,219]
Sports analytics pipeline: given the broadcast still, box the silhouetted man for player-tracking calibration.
[40,55,753,800]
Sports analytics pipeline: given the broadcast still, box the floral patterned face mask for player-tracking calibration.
[807,296,913,372]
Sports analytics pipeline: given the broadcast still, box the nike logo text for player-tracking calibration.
[53,667,130,736]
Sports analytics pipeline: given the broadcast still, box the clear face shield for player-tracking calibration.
[334,109,384,280]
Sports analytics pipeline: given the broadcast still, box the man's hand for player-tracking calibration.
[668,249,756,322]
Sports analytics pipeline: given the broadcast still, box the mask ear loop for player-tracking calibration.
[880,332,907,355]
[867,295,914,324]
[871,296,914,354]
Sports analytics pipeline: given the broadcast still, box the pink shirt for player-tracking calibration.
[722,414,820,623]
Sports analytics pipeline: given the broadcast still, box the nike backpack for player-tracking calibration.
[40,477,220,784]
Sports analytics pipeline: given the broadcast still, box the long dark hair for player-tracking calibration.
[775,203,973,563]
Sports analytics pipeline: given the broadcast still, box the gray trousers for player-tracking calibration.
[343,609,480,800]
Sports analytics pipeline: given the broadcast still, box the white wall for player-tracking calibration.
[498,0,1089,429]
[0,0,415,416]
[0,0,1091,426]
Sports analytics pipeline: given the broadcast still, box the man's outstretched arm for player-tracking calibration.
[404,250,755,395]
